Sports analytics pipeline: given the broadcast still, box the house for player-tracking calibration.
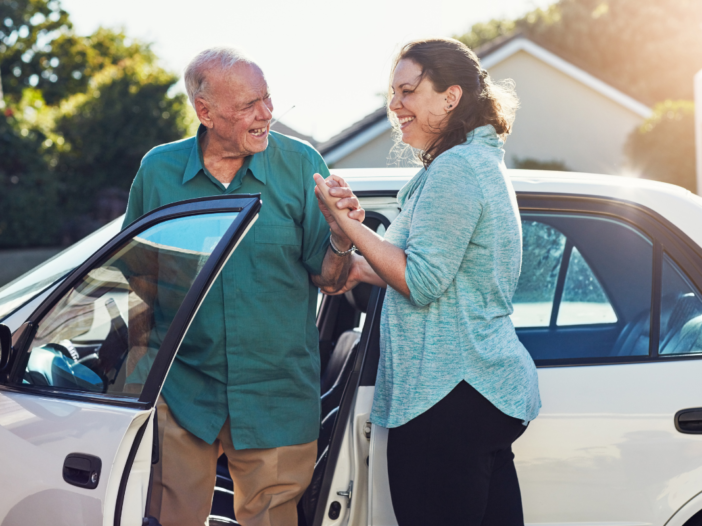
[318,34,652,174]
[270,121,317,148]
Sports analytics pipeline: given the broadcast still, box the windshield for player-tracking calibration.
[0,216,124,321]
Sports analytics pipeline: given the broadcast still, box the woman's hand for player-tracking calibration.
[314,174,364,244]
[314,174,364,228]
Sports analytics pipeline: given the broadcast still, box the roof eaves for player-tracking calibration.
[318,106,389,155]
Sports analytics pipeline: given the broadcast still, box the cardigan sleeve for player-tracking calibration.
[404,152,484,307]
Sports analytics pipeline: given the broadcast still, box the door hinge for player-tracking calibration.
[363,420,372,441]
[337,480,354,508]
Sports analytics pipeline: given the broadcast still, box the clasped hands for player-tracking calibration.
[313,173,365,244]
[314,173,369,295]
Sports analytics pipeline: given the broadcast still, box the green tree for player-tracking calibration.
[29,27,160,105]
[0,0,192,247]
[456,19,517,50]
[0,109,60,247]
[624,100,696,192]
[0,0,71,103]
[50,55,189,240]
[455,0,702,105]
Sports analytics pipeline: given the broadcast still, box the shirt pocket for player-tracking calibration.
[253,225,306,290]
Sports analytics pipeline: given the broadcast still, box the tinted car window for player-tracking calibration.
[659,252,702,356]
[511,221,566,328]
[557,247,617,326]
[17,213,238,397]
[515,213,652,362]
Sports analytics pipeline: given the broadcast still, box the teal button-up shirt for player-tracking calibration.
[123,127,331,449]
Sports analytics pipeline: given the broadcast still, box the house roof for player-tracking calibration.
[319,35,652,165]
[478,36,652,118]
[270,120,317,147]
[317,106,390,162]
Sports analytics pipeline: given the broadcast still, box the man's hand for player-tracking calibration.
[321,253,363,295]
[314,174,365,249]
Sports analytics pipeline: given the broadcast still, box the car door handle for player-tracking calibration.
[675,408,702,434]
[63,453,102,489]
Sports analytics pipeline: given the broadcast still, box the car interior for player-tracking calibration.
[209,217,385,526]
[515,213,702,362]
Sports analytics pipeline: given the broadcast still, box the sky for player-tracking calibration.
[60,0,553,142]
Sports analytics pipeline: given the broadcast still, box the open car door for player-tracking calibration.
[0,194,260,526]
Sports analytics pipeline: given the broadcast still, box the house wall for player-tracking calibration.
[489,50,644,174]
[329,49,645,174]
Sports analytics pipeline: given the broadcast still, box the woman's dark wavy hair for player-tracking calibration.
[390,38,519,167]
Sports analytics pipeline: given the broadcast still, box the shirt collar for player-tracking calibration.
[467,124,503,148]
[182,124,267,185]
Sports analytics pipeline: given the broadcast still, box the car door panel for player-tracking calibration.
[516,361,702,526]
[0,195,261,526]
[0,392,149,525]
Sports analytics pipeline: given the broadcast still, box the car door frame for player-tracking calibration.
[0,193,261,525]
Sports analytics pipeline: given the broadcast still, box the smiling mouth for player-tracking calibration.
[249,127,268,138]
[398,116,415,129]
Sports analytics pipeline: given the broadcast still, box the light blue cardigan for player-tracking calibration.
[371,125,541,428]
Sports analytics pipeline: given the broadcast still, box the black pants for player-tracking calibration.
[387,381,528,526]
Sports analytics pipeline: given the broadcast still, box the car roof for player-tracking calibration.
[338,168,702,250]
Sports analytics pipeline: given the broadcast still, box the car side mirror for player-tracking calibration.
[0,324,12,372]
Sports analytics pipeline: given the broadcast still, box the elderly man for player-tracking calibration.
[122,47,363,526]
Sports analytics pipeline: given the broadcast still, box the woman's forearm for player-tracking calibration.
[341,218,410,297]
[353,254,388,289]
[314,173,410,297]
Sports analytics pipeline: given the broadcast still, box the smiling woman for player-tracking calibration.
[388,38,519,167]
[314,37,539,526]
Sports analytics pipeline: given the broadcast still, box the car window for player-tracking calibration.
[514,213,652,362]
[15,212,238,398]
[557,247,617,326]
[659,252,702,356]
[0,217,124,321]
[511,221,566,328]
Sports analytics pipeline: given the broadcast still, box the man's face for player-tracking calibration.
[198,62,274,156]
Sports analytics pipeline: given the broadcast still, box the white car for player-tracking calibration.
[2,170,702,526]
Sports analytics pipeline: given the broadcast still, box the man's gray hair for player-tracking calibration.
[184,47,253,107]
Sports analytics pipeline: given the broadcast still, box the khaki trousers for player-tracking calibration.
[149,397,316,526]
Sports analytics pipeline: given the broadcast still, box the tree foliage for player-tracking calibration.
[625,100,696,192]
[0,0,190,248]
[0,0,71,102]
[51,56,189,239]
[0,110,60,247]
[456,0,702,105]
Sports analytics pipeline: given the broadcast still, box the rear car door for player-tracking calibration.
[318,193,702,526]
[512,194,702,526]
[0,194,260,526]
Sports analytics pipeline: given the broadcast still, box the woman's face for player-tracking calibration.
[388,59,449,151]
